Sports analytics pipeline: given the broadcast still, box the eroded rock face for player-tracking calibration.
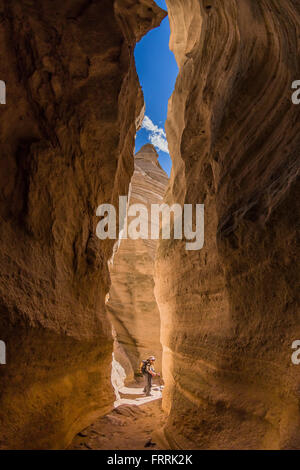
[155,0,300,450]
[0,0,166,449]
[107,144,168,375]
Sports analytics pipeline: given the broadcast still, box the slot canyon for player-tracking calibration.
[0,0,299,451]
[107,143,168,377]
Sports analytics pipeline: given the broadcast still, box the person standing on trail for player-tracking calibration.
[140,356,160,397]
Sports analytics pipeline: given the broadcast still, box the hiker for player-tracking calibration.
[140,356,160,396]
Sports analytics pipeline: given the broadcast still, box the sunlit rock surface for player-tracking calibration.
[112,325,135,385]
[0,0,166,449]
[107,144,168,375]
[155,0,300,450]
[111,353,126,403]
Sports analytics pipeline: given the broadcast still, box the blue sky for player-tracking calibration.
[134,0,178,176]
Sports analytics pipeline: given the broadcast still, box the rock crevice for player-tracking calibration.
[107,144,169,376]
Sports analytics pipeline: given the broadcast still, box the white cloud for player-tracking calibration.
[141,115,169,154]
[148,133,169,154]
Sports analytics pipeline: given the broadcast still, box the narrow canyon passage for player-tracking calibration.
[0,0,299,452]
[106,144,169,377]
[80,144,170,450]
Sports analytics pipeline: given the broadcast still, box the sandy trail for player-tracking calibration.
[69,383,166,450]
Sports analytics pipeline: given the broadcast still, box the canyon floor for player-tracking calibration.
[69,382,165,450]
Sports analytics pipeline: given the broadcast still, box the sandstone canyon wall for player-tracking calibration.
[155,0,300,449]
[107,144,168,376]
[0,0,166,449]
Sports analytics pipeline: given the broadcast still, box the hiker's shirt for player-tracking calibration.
[146,363,156,376]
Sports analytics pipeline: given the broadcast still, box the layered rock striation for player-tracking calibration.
[155,0,300,450]
[107,144,168,375]
[0,0,166,449]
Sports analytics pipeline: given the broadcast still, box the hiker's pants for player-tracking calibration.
[143,373,152,395]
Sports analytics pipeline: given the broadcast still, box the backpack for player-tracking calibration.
[140,360,148,374]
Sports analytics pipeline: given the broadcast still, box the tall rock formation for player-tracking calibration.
[155,0,300,449]
[0,0,166,449]
[107,144,168,375]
